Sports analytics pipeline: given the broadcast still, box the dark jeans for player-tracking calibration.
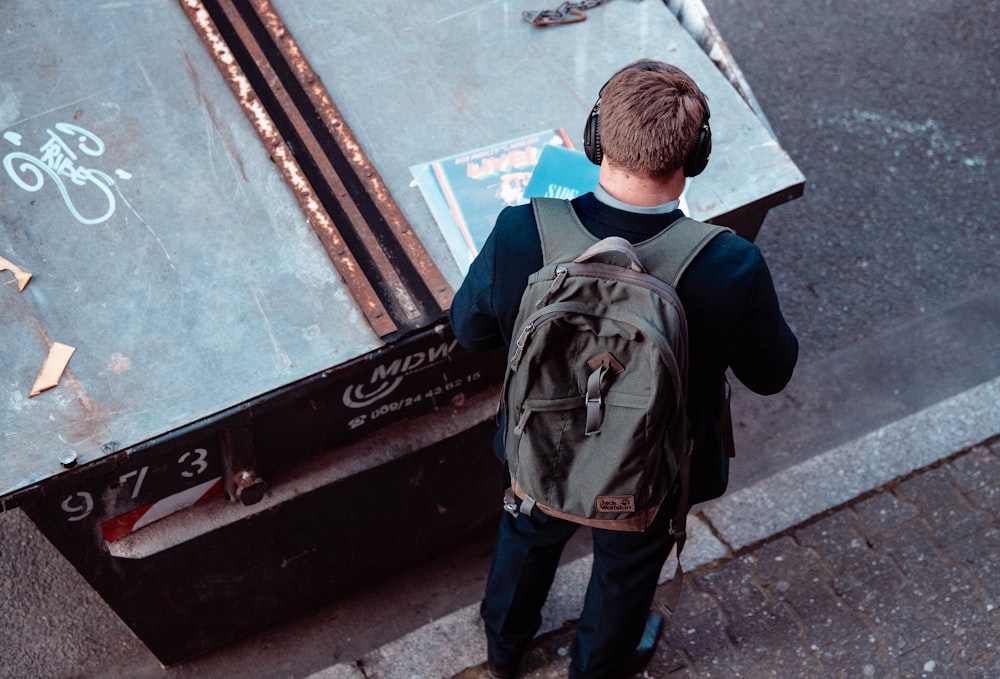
[480,493,677,679]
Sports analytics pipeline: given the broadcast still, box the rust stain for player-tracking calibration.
[19,316,111,447]
[60,366,101,421]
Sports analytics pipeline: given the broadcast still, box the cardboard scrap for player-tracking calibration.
[30,342,76,398]
[0,256,32,292]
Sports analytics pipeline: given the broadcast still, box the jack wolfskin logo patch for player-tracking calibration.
[595,496,635,513]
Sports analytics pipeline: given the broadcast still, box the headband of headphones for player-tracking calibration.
[583,61,712,177]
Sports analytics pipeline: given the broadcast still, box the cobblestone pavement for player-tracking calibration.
[477,440,999,679]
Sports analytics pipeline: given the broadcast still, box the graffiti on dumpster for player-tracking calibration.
[3,122,131,225]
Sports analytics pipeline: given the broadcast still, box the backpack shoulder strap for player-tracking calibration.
[530,197,599,265]
[636,217,731,287]
[531,197,731,285]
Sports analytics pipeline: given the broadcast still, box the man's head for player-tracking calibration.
[583,60,711,178]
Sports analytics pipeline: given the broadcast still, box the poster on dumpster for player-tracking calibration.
[410,129,575,274]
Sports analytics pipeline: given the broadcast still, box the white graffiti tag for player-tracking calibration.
[3,123,130,225]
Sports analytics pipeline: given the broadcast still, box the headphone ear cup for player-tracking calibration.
[583,99,602,165]
[683,122,712,177]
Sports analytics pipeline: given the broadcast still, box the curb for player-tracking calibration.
[306,376,1000,679]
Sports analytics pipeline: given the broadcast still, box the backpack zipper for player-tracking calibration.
[563,262,685,310]
[509,309,563,371]
[531,262,687,337]
[509,322,534,371]
[534,265,568,309]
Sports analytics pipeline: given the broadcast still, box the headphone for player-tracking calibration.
[583,61,712,177]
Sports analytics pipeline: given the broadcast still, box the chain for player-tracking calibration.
[522,0,614,27]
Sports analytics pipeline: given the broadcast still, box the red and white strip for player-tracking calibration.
[102,477,223,543]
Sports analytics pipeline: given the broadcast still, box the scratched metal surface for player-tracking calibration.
[272,0,805,289]
[0,1,377,500]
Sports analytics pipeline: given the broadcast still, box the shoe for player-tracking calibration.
[619,611,665,677]
[486,649,523,679]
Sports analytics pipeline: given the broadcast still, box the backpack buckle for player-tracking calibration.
[502,488,519,517]
[585,353,624,435]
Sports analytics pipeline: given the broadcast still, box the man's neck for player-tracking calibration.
[598,161,685,208]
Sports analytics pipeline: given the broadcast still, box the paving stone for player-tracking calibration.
[946,530,1000,615]
[853,490,919,535]
[752,535,826,585]
[646,638,689,676]
[966,482,1000,515]
[692,555,761,605]
[819,629,888,679]
[949,445,1000,495]
[726,599,800,650]
[869,590,949,658]
[964,649,1000,679]
[830,537,900,595]
[838,568,907,614]
[787,586,867,647]
[671,586,725,620]
[664,605,738,673]
[896,636,964,679]
[894,469,993,545]
[913,565,983,619]
[794,508,862,559]
[904,556,976,600]
[702,647,823,679]
[947,525,1000,570]
[870,517,944,580]
[907,576,996,667]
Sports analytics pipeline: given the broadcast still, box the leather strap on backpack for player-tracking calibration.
[662,439,693,620]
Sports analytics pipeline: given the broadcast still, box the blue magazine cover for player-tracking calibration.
[411,129,573,273]
[522,144,599,202]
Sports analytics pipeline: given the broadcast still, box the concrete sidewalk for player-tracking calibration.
[310,377,1000,678]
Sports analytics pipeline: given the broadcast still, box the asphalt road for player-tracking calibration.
[3,1,999,677]
[703,0,1000,491]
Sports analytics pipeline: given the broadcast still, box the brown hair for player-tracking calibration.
[598,61,709,177]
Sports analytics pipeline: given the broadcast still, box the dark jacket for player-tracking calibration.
[449,192,798,505]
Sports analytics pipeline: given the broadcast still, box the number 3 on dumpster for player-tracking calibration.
[178,448,209,478]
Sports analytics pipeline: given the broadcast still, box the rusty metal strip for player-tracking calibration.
[180,0,458,339]
[250,0,454,313]
[178,0,397,337]
[212,0,423,321]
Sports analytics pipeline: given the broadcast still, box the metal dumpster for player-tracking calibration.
[0,0,803,664]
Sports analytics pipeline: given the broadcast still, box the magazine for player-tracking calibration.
[411,129,578,273]
[522,143,599,202]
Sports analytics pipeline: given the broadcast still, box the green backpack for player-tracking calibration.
[502,197,728,532]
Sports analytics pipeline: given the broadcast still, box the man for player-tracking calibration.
[449,60,798,679]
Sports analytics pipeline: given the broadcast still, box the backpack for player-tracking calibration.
[502,197,729,533]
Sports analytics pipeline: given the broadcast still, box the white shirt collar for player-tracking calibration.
[594,183,680,214]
